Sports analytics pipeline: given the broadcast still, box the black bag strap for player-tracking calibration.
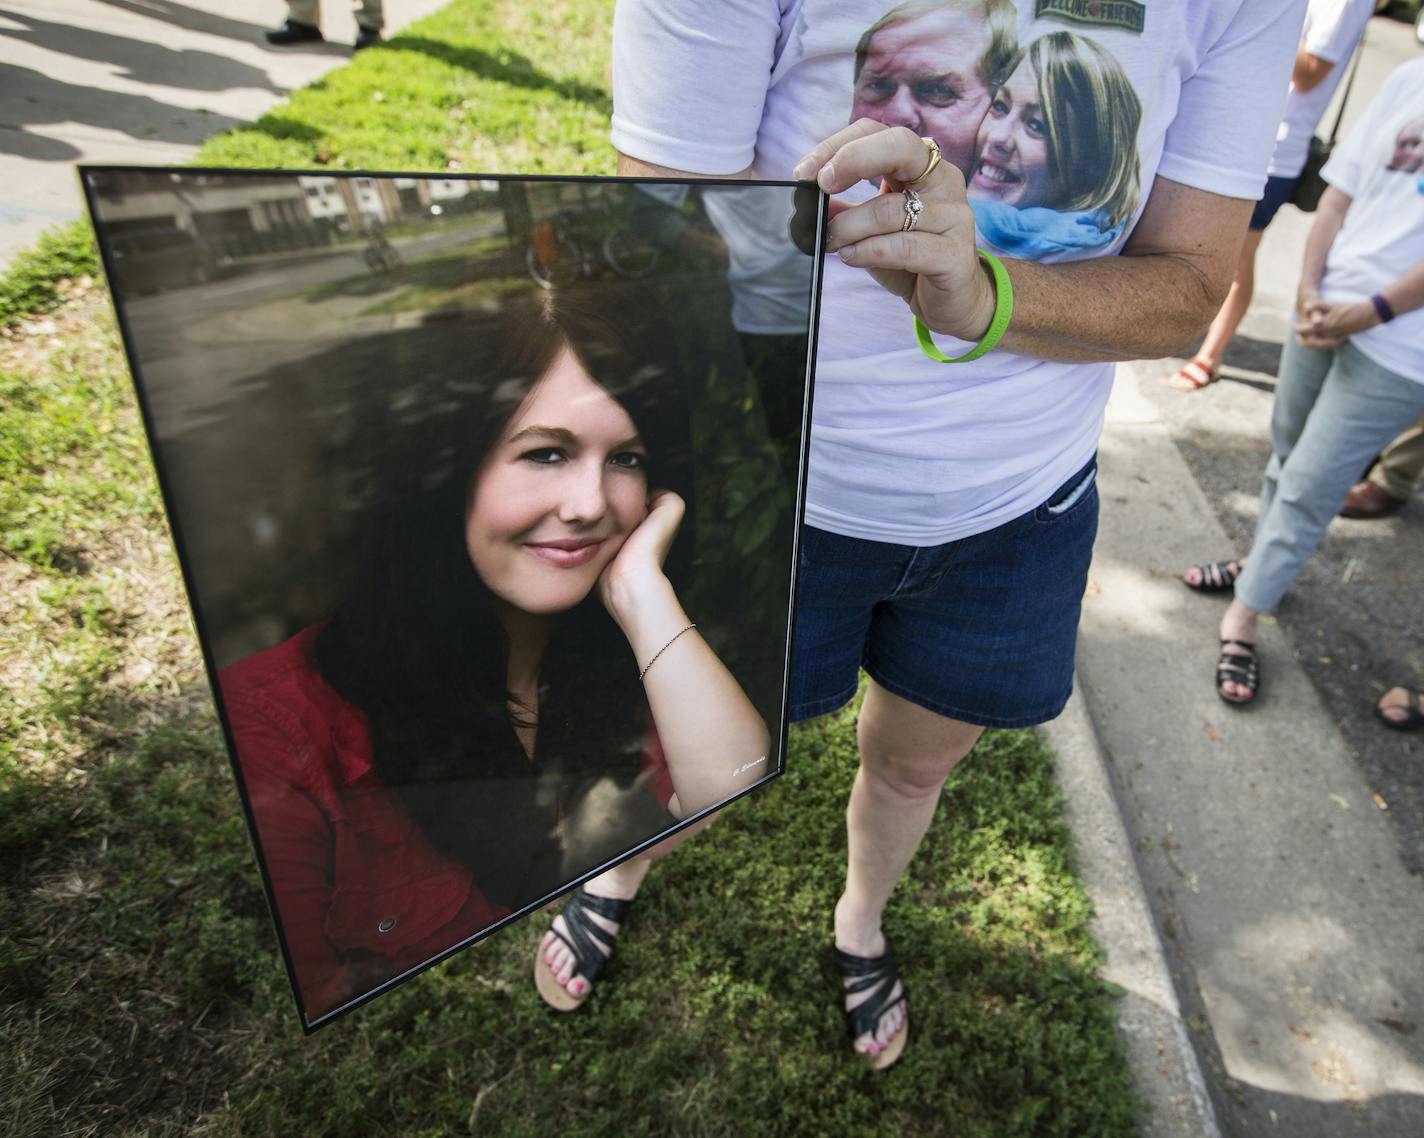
[1325,29,1366,146]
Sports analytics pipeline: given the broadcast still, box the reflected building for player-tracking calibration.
[88,171,311,247]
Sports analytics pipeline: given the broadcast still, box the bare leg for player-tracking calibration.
[1197,228,1265,369]
[1171,228,1264,388]
[834,680,984,1058]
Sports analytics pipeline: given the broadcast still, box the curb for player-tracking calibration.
[1038,685,1221,1138]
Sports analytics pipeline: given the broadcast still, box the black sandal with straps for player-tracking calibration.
[1216,638,1260,705]
[834,944,909,1070]
[534,887,633,1011]
[1185,559,1244,592]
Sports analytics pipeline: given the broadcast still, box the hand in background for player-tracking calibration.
[1293,297,1377,349]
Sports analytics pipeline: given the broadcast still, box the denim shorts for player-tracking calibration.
[1249,173,1299,231]
[789,457,1099,728]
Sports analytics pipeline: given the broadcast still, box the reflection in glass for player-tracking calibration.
[83,170,821,1028]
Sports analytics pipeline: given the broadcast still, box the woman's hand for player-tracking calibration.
[597,490,685,619]
[793,119,996,342]
[1295,279,1323,323]
[1293,297,1378,350]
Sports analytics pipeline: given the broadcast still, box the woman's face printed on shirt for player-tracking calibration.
[850,8,994,176]
[968,57,1050,207]
[465,348,649,617]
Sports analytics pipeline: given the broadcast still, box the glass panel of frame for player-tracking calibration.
[83,168,824,1029]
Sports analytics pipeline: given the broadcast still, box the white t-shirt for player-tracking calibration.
[613,0,1303,544]
[1320,57,1424,384]
[1267,0,1373,180]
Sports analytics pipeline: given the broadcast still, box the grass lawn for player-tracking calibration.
[0,1,1138,1134]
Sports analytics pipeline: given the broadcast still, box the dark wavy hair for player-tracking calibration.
[314,284,695,909]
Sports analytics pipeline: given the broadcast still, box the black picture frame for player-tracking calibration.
[81,166,826,1031]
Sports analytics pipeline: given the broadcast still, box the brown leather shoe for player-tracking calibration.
[1339,480,1406,519]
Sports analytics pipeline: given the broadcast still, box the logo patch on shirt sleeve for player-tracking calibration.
[1036,0,1146,34]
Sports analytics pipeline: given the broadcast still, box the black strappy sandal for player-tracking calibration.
[1376,688,1424,732]
[1216,638,1259,705]
[834,944,909,1070]
[1184,559,1244,592]
[534,887,633,1012]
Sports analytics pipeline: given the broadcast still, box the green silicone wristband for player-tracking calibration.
[914,249,1013,364]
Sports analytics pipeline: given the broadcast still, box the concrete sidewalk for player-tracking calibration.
[1065,361,1424,1138]
[0,0,449,265]
[1040,18,1424,1136]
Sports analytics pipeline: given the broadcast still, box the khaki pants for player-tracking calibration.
[1369,416,1424,499]
[288,0,384,31]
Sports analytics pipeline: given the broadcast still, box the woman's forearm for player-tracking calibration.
[1299,187,1351,299]
[605,575,772,817]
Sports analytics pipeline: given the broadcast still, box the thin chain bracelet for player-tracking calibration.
[639,623,696,681]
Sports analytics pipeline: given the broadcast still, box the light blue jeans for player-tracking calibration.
[1235,335,1424,614]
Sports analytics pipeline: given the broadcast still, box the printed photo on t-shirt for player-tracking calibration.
[844,0,1145,259]
[1386,115,1424,175]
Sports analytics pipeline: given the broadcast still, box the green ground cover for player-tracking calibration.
[0,222,97,328]
[0,1,1138,1134]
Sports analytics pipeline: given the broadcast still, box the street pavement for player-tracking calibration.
[1062,16,1424,1138]
[5,4,1424,1135]
[0,0,449,266]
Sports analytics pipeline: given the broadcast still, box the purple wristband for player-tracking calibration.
[1370,293,1395,324]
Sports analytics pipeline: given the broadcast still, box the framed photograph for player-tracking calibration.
[81,167,825,1030]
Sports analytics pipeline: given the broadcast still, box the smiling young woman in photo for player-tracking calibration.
[967,31,1142,258]
[218,287,770,1023]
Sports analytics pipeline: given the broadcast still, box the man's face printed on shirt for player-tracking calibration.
[851,8,995,175]
[1387,118,1424,175]
[848,1,1146,256]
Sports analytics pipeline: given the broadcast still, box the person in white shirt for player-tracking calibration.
[1171,0,1374,390]
[541,0,1304,1070]
[1184,58,1424,707]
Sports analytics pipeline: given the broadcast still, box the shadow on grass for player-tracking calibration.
[1,675,273,1138]
[391,36,610,108]
[168,720,1139,1138]
[210,113,326,150]
[1,619,1141,1137]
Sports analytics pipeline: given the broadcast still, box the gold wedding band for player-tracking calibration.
[906,136,942,186]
